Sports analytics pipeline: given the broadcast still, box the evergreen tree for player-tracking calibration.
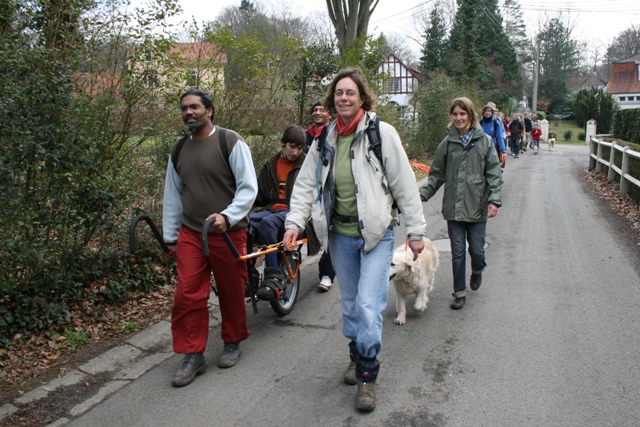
[449,0,483,85]
[448,0,520,102]
[573,88,616,133]
[420,5,448,73]
[537,17,581,112]
[502,0,531,63]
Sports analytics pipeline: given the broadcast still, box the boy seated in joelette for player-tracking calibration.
[250,125,306,300]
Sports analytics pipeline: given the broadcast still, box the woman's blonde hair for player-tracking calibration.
[448,97,478,130]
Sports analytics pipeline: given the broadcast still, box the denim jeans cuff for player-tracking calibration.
[453,290,467,298]
[471,267,485,275]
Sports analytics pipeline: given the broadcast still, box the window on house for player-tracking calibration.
[619,96,626,101]
[387,78,401,93]
[143,69,159,88]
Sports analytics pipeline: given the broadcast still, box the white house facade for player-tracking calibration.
[377,53,421,114]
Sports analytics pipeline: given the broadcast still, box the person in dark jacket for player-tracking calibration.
[523,112,533,149]
[419,97,503,310]
[305,100,336,292]
[251,125,307,299]
[509,114,524,158]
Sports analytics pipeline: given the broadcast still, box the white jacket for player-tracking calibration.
[285,112,426,252]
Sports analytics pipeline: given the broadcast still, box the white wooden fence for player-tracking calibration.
[589,137,640,208]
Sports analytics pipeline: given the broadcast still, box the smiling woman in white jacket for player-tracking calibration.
[283,68,426,412]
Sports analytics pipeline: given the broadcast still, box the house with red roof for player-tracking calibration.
[606,54,640,110]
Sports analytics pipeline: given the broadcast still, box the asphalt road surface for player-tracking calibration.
[68,144,640,427]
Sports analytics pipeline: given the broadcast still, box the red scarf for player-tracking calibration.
[307,123,325,138]
[336,108,365,136]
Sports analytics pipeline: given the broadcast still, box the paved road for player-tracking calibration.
[49,144,640,426]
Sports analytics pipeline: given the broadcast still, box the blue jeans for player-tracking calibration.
[329,227,395,382]
[447,221,487,297]
[249,209,288,269]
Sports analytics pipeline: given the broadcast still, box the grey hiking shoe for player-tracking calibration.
[355,380,376,411]
[344,360,357,385]
[450,295,466,310]
[218,342,240,368]
[172,353,207,387]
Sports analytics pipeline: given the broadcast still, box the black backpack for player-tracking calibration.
[171,128,230,172]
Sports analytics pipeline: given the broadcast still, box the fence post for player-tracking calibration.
[589,136,596,170]
[620,146,629,196]
[586,119,597,146]
[608,142,616,182]
[596,139,603,173]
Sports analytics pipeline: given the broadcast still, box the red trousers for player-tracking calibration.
[172,226,250,354]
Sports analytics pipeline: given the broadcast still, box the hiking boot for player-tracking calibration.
[344,360,357,385]
[218,343,240,368]
[257,267,282,300]
[470,273,482,291]
[318,276,332,292]
[450,295,466,310]
[172,353,207,387]
[355,380,376,411]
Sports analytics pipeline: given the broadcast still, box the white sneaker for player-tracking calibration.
[318,276,332,292]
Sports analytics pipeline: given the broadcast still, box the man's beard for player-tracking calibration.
[184,112,207,133]
[186,122,199,133]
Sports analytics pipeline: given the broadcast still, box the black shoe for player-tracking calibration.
[172,353,207,387]
[470,273,482,291]
[218,343,240,368]
[257,267,282,300]
[450,295,466,310]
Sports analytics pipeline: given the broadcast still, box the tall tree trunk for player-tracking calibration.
[326,0,379,53]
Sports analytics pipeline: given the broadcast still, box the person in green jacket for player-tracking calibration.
[419,97,504,310]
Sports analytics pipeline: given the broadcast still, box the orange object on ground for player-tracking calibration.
[409,161,430,174]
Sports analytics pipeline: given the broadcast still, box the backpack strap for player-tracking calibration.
[171,127,230,171]
[365,115,398,210]
[171,135,189,171]
[366,115,384,174]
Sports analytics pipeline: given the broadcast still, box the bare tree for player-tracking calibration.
[326,0,379,52]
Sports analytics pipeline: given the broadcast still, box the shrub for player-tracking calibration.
[563,130,573,141]
[536,111,546,121]
[578,132,586,141]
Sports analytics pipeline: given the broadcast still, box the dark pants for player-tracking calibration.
[318,250,335,281]
[447,220,487,297]
[249,209,288,269]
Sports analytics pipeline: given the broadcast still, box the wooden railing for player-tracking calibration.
[589,137,640,208]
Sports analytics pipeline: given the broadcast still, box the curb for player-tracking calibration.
[0,301,221,426]
[2,251,322,426]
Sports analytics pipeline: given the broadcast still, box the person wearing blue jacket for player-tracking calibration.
[480,103,507,167]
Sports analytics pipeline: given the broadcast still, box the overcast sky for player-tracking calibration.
[132,0,640,61]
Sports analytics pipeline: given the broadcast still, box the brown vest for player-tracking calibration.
[170,126,249,232]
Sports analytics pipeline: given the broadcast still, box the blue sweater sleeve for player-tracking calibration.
[496,119,505,152]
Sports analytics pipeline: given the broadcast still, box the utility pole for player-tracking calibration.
[532,37,540,114]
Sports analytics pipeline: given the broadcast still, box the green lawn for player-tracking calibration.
[547,119,586,144]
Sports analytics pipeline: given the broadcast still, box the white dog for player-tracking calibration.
[389,238,439,325]
[548,137,556,151]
